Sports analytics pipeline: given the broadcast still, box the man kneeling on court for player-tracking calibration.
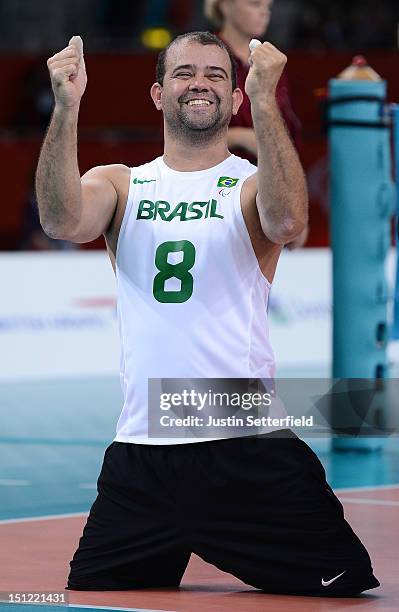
[36,32,380,596]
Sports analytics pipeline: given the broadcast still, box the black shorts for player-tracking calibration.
[67,431,380,596]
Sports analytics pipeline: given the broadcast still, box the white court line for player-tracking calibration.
[334,484,399,493]
[0,479,30,486]
[0,605,171,612]
[68,605,172,612]
[0,512,87,525]
[339,497,399,507]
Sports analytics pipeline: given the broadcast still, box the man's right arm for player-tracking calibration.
[36,36,121,243]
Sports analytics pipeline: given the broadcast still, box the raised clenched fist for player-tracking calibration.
[47,36,87,109]
[245,41,287,103]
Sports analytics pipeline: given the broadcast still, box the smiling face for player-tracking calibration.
[151,40,243,142]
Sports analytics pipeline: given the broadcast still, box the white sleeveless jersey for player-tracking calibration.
[114,154,276,444]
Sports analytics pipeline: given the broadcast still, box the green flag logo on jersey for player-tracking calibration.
[217,176,239,188]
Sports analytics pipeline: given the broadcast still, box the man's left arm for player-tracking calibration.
[246,43,308,245]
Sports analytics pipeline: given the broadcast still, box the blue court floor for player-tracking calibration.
[1,377,399,522]
[1,377,399,612]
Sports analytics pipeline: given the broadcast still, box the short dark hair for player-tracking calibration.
[156,31,237,90]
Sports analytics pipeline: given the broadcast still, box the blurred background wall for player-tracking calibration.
[0,0,398,250]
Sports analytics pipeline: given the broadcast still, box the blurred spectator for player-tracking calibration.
[205,0,302,163]
[205,0,307,248]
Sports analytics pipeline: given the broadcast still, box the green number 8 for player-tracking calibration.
[153,240,196,303]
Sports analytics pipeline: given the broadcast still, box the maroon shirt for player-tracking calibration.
[228,50,302,163]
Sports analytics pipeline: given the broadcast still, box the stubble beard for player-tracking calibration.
[164,98,231,144]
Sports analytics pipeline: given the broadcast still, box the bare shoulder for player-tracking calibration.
[89,165,131,261]
[240,171,260,234]
[241,171,258,201]
[82,163,130,193]
[240,171,282,284]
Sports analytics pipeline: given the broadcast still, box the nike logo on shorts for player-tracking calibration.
[321,571,346,587]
